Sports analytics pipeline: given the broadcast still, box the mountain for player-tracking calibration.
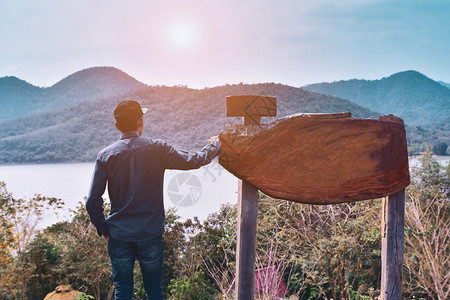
[0,82,379,163]
[48,66,146,104]
[0,76,43,121]
[0,66,145,122]
[438,81,450,90]
[1,67,448,163]
[303,70,450,126]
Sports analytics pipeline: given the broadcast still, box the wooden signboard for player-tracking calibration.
[219,112,410,204]
[220,95,409,300]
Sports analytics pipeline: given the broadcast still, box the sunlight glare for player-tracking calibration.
[169,23,196,48]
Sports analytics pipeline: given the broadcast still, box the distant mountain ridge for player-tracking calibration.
[0,66,145,121]
[303,70,450,126]
[0,76,41,92]
[0,80,379,163]
[0,67,448,163]
[438,81,450,90]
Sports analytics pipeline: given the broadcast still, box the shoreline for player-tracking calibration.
[1,153,449,167]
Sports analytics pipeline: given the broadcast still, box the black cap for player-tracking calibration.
[114,100,147,121]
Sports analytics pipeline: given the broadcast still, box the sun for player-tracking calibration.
[168,23,197,48]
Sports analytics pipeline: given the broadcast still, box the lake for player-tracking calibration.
[0,156,448,229]
[0,159,238,228]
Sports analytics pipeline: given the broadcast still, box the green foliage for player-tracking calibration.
[0,181,15,260]
[168,270,219,300]
[254,197,382,299]
[432,142,448,155]
[403,152,449,300]
[162,207,188,294]
[344,284,372,300]
[74,291,94,300]
[54,203,114,300]
[407,123,450,155]
[0,183,64,299]
[23,235,63,299]
[409,151,449,199]
[162,204,237,297]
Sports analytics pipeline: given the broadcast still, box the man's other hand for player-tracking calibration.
[209,136,219,144]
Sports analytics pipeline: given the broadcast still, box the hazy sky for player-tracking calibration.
[1,0,449,88]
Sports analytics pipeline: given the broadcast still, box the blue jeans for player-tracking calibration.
[108,235,164,300]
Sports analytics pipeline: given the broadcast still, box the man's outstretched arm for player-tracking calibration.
[85,158,109,238]
[162,136,221,170]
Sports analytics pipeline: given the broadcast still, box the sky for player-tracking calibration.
[0,0,449,89]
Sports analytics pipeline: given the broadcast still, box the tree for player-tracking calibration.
[55,203,114,300]
[23,235,63,299]
[432,142,448,156]
[255,196,381,300]
[255,196,307,299]
[403,152,450,299]
[199,204,237,297]
[0,182,15,270]
[162,204,237,299]
[199,197,382,299]
[168,270,218,300]
[162,207,189,295]
[0,182,64,299]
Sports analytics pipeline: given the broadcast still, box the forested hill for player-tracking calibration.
[0,67,145,122]
[303,70,450,126]
[438,81,450,90]
[1,67,449,163]
[0,81,379,163]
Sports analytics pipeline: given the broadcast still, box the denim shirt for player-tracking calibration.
[86,132,221,241]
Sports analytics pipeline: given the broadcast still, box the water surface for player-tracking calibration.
[0,159,238,228]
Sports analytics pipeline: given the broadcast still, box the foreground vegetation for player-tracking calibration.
[0,152,448,299]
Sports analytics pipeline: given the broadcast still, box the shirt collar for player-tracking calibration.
[120,131,140,140]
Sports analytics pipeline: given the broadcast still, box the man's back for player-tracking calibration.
[86,131,220,241]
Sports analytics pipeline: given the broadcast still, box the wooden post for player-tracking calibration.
[380,189,405,300]
[226,95,276,299]
[235,180,258,298]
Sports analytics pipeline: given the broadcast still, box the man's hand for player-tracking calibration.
[97,223,110,240]
[209,136,219,144]
[102,232,109,240]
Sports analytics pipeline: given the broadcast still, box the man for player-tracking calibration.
[86,100,220,299]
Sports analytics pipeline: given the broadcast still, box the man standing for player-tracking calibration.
[86,100,221,299]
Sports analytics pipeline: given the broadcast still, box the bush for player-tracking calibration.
[432,142,448,155]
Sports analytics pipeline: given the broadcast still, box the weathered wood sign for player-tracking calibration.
[219,110,410,204]
[221,95,409,300]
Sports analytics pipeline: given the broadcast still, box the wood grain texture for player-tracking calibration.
[219,113,410,204]
[235,180,258,299]
[380,190,405,300]
[226,95,277,119]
